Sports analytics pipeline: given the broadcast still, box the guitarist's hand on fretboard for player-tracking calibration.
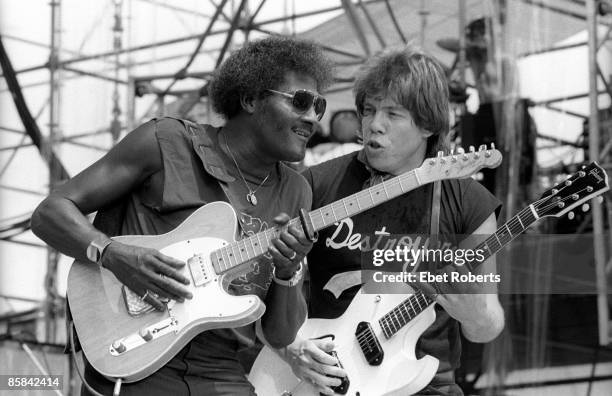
[101,241,193,310]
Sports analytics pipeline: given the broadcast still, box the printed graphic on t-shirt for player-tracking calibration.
[228,212,274,297]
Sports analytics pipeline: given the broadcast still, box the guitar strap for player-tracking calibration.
[427,180,441,276]
[430,180,441,236]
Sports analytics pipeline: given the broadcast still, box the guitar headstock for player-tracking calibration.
[417,144,502,184]
[535,162,609,218]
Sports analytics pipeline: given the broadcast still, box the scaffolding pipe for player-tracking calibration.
[587,0,610,346]
[383,0,406,44]
[341,0,371,56]
[358,0,386,48]
[10,2,373,76]
[45,0,62,345]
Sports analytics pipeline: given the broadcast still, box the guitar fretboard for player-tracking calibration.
[210,170,421,274]
[378,205,540,339]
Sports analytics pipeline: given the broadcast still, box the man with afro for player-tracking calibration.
[32,36,334,395]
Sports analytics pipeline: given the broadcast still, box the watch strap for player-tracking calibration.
[272,263,303,287]
[86,236,113,265]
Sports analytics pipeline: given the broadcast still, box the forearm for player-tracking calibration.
[261,279,307,349]
[31,194,106,261]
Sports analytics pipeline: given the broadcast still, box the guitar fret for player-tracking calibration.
[255,233,265,255]
[414,295,422,311]
[379,318,389,338]
[330,204,338,222]
[402,304,412,323]
[382,182,390,199]
[396,306,407,326]
[482,242,493,258]
[213,250,222,272]
[492,232,502,249]
[221,247,230,269]
[315,209,325,230]
[367,188,375,206]
[246,237,257,259]
[341,199,349,218]
[407,298,416,318]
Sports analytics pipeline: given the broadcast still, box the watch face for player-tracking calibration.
[86,244,100,262]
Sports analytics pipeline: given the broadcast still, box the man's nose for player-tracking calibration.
[368,111,385,134]
[301,104,319,123]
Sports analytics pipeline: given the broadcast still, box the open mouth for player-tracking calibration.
[367,140,383,149]
[292,127,311,139]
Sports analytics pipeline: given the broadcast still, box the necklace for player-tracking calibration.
[223,133,271,206]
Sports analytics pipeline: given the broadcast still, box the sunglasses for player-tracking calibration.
[266,89,327,121]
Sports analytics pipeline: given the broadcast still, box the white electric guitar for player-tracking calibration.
[67,146,501,382]
[249,162,610,396]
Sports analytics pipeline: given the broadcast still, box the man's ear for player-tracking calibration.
[421,129,434,139]
[240,93,257,115]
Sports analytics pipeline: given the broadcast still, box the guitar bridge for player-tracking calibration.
[355,321,384,366]
[109,316,179,356]
[327,350,349,395]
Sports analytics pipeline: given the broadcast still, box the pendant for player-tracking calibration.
[246,192,258,206]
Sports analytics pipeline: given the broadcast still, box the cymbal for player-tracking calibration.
[436,37,487,53]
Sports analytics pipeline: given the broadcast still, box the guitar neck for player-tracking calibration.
[381,204,541,338]
[211,170,423,274]
[309,170,421,231]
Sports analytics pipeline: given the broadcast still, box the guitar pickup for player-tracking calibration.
[187,253,211,287]
[355,321,384,366]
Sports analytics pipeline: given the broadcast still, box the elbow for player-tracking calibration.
[31,198,51,238]
[262,320,300,349]
[465,307,505,343]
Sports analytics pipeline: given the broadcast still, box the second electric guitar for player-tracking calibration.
[249,162,610,396]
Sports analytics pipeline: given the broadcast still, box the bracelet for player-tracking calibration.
[272,263,303,287]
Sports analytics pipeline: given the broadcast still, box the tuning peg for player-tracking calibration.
[598,196,604,204]
[479,145,486,151]
[470,146,480,159]
[578,170,586,177]
[457,147,465,154]
[582,203,590,212]
[437,151,446,164]
[491,143,496,150]
[568,211,575,220]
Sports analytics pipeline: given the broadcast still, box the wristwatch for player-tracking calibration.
[86,236,113,266]
[272,263,303,287]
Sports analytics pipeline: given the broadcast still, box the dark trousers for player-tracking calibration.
[81,331,256,396]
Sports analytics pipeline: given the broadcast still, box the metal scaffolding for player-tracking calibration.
[586,0,612,346]
[1,2,611,393]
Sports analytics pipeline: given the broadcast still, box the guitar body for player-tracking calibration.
[250,283,439,396]
[67,202,266,382]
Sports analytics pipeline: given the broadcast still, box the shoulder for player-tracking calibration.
[279,162,312,206]
[302,151,362,188]
[152,117,199,142]
[442,178,501,234]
